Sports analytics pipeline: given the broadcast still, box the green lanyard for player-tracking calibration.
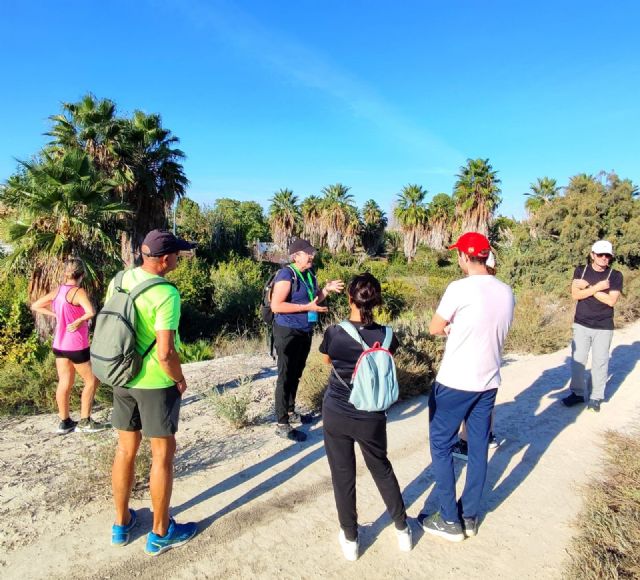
[290,265,315,301]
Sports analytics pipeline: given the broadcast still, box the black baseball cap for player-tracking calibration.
[288,238,316,255]
[141,229,196,257]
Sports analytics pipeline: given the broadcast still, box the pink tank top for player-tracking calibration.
[52,285,90,351]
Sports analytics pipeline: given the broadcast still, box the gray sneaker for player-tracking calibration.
[420,513,465,542]
[75,417,110,433]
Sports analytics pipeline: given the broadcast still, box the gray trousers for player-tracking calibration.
[570,323,613,401]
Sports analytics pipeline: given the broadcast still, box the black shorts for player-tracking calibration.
[112,385,181,437]
[52,347,91,364]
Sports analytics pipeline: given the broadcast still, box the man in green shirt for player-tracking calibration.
[109,230,198,556]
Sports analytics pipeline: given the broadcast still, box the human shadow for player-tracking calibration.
[604,341,640,401]
[484,346,637,514]
[172,423,325,521]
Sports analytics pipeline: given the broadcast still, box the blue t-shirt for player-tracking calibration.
[273,266,318,332]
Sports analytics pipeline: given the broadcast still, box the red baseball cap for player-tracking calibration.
[449,232,491,258]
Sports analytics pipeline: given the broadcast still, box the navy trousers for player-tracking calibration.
[429,382,497,522]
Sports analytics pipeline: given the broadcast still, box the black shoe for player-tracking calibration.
[75,417,110,433]
[451,439,468,461]
[562,392,585,407]
[587,399,601,413]
[462,516,478,537]
[275,423,307,442]
[288,411,313,425]
[56,417,77,435]
[488,432,500,449]
[419,512,464,542]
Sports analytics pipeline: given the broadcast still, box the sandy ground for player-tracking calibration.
[2,321,640,579]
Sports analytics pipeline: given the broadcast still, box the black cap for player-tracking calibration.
[288,238,316,255]
[141,229,196,257]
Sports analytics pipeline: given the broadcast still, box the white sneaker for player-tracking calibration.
[397,522,413,552]
[338,530,359,561]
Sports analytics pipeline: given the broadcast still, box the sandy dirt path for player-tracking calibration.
[3,322,640,579]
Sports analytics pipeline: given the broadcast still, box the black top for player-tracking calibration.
[319,322,400,420]
[573,265,623,330]
[273,266,318,332]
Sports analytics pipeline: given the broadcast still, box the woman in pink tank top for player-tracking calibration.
[31,258,107,435]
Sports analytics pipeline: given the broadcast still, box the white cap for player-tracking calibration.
[486,251,496,269]
[591,240,614,255]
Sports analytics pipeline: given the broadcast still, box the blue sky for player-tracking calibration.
[1,0,638,219]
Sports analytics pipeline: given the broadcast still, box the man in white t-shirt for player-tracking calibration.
[420,232,514,542]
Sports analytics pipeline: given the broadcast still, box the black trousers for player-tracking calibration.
[323,405,407,541]
[273,323,313,424]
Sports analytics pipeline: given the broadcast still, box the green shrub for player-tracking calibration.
[180,339,215,363]
[394,317,444,398]
[208,377,251,428]
[167,256,214,310]
[210,258,266,330]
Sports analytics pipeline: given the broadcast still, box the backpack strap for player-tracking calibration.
[381,326,393,349]
[338,321,369,350]
[129,277,175,302]
[331,364,352,389]
[114,270,126,292]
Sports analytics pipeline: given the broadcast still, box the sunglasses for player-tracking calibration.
[594,253,613,259]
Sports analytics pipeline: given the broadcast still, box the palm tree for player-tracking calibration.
[394,184,429,261]
[47,94,188,265]
[453,158,501,236]
[268,188,301,250]
[0,149,129,305]
[426,193,455,250]
[342,205,362,253]
[524,177,560,216]
[320,183,359,253]
[361,200,387,255]
[301,195,324,248]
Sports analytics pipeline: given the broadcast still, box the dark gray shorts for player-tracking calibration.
[112,385,181,437]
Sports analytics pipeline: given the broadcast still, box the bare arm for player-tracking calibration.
[30,290,58,318]
[594,290,621,307]
[571,279,610,300]
[429,312,449,336]
[270,280,328,314]
[157,329,188,394]
[322,354,331,366]
[66,288,95,332]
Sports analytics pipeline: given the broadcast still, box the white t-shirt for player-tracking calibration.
[435,275,515,392]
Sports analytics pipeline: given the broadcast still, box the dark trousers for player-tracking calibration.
[323,405,407,541]
[273,323,312,424]
[429,382,497,522]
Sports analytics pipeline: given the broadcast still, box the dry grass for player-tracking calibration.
[505,287,573,354]
[69,436,152,506]
[565,430,640,579]
[208,377,252,428]
[296,351,330,411]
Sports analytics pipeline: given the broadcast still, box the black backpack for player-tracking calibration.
[260,266,300,324]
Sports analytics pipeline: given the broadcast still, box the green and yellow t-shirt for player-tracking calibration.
[106,267,181,389]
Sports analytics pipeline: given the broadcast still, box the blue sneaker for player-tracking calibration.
[145,518,198,556]
[111,509,137,547]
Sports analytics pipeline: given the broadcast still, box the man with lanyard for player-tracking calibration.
[563,240,623,412]
[270,239,344,441]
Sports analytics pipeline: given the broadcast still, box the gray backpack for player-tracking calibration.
[90,271,174,387]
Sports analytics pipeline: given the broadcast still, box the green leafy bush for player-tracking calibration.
[180,339,215,363]
[210,258,266,330]
[296,351,330,411]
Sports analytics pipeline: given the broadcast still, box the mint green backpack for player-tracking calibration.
[332,321,399,412]
[90,271,173,387]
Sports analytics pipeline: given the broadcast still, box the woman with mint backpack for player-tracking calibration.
[319,273,411,561]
